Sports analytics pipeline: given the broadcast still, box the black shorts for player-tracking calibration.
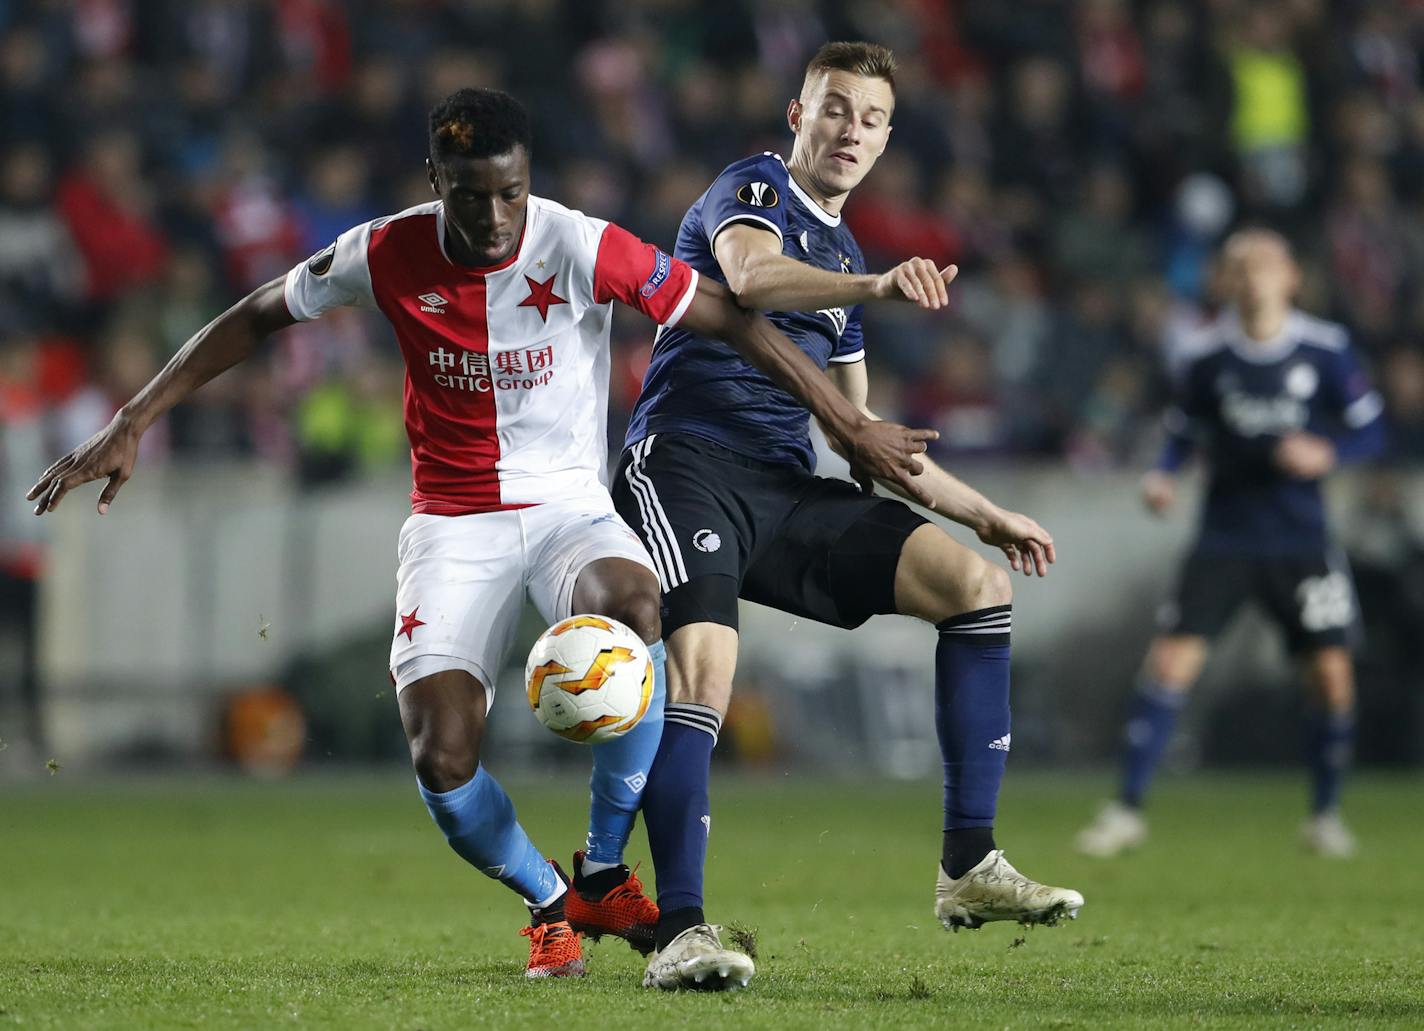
[612,432,929,634]
[1158,549,1358,653]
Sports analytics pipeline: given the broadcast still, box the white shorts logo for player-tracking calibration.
[693,529,721,553]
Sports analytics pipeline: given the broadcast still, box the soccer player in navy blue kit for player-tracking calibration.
[1076,229,1387,860]
[611,42,1082,990]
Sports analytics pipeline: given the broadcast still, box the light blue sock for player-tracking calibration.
[585,639,666,866]
[418,767,562,905]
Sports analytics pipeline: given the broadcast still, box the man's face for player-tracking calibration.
[788,70,894,196]
[1221,233,1299,313]
[428,146,530,266]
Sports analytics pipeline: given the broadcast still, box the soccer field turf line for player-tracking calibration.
[2,772,1421,1029]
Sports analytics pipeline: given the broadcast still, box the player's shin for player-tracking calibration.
[640,700,721,951]
[1305,707,1355,815]
[936,607,1012,878]
[418,767,563,907]
[1119,678,1186,809]
[585,639,667,869]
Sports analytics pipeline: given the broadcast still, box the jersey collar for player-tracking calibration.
[777,156,841,228]
[435,199,530,274]
[1221,308,1302,364]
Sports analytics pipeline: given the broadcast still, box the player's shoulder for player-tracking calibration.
[1289,310,1351,355]
[526,194,608,246]
[1175,317,1232,373]
[711,151,790,191]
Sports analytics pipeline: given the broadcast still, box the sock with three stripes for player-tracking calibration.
[936,605,1011,878]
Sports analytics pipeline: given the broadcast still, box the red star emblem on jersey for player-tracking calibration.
[398,607,425,641]
[518,274,567,322]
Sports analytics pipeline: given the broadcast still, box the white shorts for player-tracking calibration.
[389,494,655,708]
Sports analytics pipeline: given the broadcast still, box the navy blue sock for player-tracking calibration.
[1119,679,1186,810]
[936,606,1011,877]
[640,702,720,950]
[1306,709,1355,815]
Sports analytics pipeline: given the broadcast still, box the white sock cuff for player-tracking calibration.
[527,879,567,911]
[665,702,722,744]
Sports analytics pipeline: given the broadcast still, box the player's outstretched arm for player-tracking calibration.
[823,360,1055,576]
[715,224,957,313]
[678,277,938,505]
[27,275,296,516]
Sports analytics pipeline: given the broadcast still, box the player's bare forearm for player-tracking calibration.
[724,247,882,312]
[883,451,997,529]
[822,360,1053,573]
[679,280,937,501]
[27,276,295,515]
[123,276,295,430]
[714,224,955,312]
[822,414,995,528]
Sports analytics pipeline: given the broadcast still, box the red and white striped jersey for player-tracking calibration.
[283,196,699,514]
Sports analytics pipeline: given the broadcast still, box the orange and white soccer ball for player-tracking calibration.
[525,615,654,744]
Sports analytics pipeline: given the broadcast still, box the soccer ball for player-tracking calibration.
[525,615,653,744]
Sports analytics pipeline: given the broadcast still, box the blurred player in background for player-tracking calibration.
[613,42,1082,991]
[26,88,932,979]
[1076,229,1387,860]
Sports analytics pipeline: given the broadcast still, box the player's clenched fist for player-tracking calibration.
[27,415,142,516]
[841,419,940,508]
[873,258,958,310]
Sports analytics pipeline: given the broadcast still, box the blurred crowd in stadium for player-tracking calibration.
[4,0,1424,501]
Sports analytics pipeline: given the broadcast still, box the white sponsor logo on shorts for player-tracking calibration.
[693,529,721,553]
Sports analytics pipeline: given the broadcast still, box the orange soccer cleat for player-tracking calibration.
[520,918,585,978]
[564,850,660,955]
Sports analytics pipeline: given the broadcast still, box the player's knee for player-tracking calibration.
[982,559,1013,608]
[588,582,662,644]
[956,554,1011,613]
[405,712,479,793]
[1307,649,1355,711]
[1146,636,1205,688]
[411,737,477,794]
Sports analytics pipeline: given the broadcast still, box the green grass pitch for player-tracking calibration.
[2,771,1421,1029]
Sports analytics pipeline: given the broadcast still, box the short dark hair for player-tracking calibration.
[428,88,531,167]
[802,41,897,97]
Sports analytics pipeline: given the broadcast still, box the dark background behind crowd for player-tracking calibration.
[7,0,1424,488]
[2,0,1424,769]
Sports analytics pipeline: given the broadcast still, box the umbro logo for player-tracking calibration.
[418,292,448,314]
[988,734,1011,752]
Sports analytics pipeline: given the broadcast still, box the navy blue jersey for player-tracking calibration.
[1157,310,1386,556]
[624,152,867,470]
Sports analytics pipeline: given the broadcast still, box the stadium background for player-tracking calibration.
[2,0,1423,780]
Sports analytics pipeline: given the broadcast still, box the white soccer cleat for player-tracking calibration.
[642,923,755,991]
[1075,801,1148,858]
[935,851,1084,931]
[1301,811,1358,858]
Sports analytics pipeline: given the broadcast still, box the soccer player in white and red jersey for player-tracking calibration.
[27,88,934,979]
